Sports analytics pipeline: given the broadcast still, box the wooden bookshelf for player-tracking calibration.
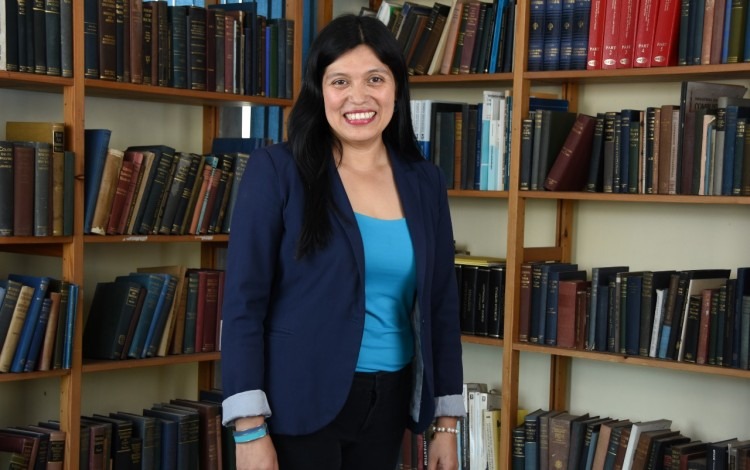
[326,1,750,469]
[0,0,303,468]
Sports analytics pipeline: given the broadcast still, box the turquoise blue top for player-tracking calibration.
[354,212,416,372]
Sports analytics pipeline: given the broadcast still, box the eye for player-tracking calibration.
[369,75,386,84]
[330,78,348,87]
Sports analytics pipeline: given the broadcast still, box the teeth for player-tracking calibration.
[346,112,375,121]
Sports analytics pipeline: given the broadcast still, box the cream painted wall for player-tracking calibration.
[333,0,750,441]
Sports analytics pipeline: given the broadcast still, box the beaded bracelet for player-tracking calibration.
[432,425,459,434]
[233,422,268,443]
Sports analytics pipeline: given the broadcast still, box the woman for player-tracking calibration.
[221,14,465,470]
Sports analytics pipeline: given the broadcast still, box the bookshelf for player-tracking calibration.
[0,1,303,468]
[330,0,750,469]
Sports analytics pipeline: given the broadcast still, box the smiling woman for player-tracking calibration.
[220,14,466,470]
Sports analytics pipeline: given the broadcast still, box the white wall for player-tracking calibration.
[331,0,750,442]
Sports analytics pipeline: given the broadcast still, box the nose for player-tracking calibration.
[348,82,368,103]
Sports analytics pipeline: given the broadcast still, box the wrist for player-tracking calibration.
[233,422,269,444]
[233,416,266,432]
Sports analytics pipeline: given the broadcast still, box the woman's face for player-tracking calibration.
[321,45,397,150]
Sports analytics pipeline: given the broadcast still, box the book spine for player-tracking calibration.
[559,0,576,70]
[99,0,116,80]
[527,0,545,71]
[632,0,659,66]
[0,142,13,235]
[45,0,62,76]
[651,0,682,66]
[616,0,638,67]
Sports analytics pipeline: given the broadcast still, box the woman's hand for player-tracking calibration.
[236,436,279,470]
[427,429,459,470]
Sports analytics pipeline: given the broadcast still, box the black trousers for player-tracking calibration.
[271,366,411,470]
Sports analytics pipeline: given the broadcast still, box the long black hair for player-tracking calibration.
[287,14,423,259]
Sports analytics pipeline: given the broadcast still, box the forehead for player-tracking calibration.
[324,45,392,76]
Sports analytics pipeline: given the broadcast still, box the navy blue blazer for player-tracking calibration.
[220,143,464,435]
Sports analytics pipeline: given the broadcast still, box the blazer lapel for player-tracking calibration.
[328,158,366,282]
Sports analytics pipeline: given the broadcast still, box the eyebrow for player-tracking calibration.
[324,67,392,79]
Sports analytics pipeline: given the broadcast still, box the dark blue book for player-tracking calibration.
[210,137,265,155]
[571,0,591,69]
[533,263,578,344]
[732,118,747,195]
[141,273,177,358]
[168,6,189,88]
[221,152,250,233]
[182,270,200,354]
[589,266,629,352]
[146,405,200,470]
[82,280,144,360]
[545,269,587,346]
[125,145,176,235]
[542,0,564,70]
[721,104,750,195]
[527,0,545,71]
[501,0,517,72]
[44,0,61,76]
[559,0,575,69]
[111,412,159,470]
[115,273,166,359]
[689,0,705,65]
[141,413,178,470]
[89,414,135,470]
[62,282,79,369]
[83,129,112,234]
[8,274,51,373]
[3,0,19,72]
[22,296,52,371]
[621,272,644,356]
[732,267,750,368]
[524,441,539,470]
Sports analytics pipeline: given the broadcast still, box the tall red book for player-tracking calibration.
[632,0,660,67]
[600,0,621,69]
[650,0,682,66]
[586,0,608,68]
[616,0,641,67]
[544,114,597,191]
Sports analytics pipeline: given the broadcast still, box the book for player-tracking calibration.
[621,419,672,470]
[110,412,159,470]
[650,0,683,66]
[544,113,597,191]
[169,398,222,470]
[83,129,113,234]
[137,265,189,357]
[90,148,125,235]
[82,280,145,360]
[534,110,578,191]
[7,274,50,373]
[87,414,133,470]
[677,81,748,195]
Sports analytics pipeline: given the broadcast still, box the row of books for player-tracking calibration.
[0,275,79,373]
[0,0,73,76]
[0,390,228,470]
[519,263,750,370]
[411,94,569,192]
[0,421,67,469]
[368,0,516,76]
[83,130,263,236]
[526,81,750,195]
[80,1,293,99]
[529,0,750,72]
[513,409,749,470]
[398,382,502,470]
[83,265,224,361]
[1,122,75,237]
[456,255,507,338]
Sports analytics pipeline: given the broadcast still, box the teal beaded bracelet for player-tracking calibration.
[233,422,269,443]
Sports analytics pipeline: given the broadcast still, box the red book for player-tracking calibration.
[616,0,641,67]
[586,0,608,69]
[695,288,716,365]
[105,160,135,235]
[650,0,681,66]
[115,150,144,234]
[544,114,597,191]
[458,2,481,74]
[195,270,220,353]
[12,143,35,237]
[632,0,660,66]
[600,0,621,69]
[558,280,590,348]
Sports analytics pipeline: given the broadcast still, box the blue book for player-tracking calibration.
[8,274,51,373]
[543,0,564,70]
[116,273,166,359]
[732,267,750,367]
[488,0,508,73]
[142,274,177,358]
[148,404,200,470]
[720,0,732,63]
[83,129,112,234]
[22,296,53,372]
[473,102,484,190]
[536,263,578,345]
[210,137,264,155]
[721,104,750,195]
[267,106,284,144]
[527,0,545,71]
[622,273,643,355]
[571,0,591,70]
[589,267,629,352]
[63,283,79,369]
[182,271,200,354]
[733,118,747,194]
[141,414,178,470]
[83,0,99,78]
[559,0,575,70]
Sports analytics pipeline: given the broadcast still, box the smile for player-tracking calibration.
[345,111,376,121]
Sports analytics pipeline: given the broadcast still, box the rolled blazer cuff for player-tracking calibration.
[222,390,273,426]
[434,394,467,418]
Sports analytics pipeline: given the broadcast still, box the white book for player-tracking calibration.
[621,419,672,470]
[649,288,668,357]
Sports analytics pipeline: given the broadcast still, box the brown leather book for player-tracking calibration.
[544,113,597,191]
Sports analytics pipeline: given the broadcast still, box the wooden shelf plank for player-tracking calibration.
[82,352,221,373]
